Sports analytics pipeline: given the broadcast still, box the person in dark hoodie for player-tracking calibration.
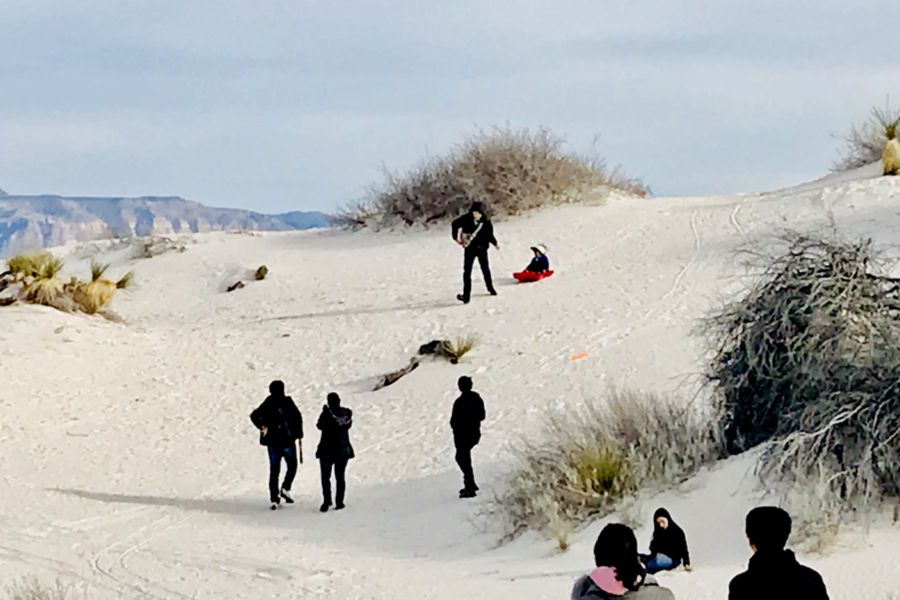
[451,201,499,304]
[729,506,829,600]
[571,523,676,600]
[641,508,692,574]
[450,376,485,498]
[316,392,354,513]
[250,380,303,510]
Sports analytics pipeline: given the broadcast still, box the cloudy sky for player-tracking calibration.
[1,1,898,213]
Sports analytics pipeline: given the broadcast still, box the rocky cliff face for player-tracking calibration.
[0,194,329,256]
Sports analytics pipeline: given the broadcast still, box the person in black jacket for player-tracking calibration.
[316,392,355,512]
[729,506,829,600]
[640,508,692,573]
[450,376,485,498]
[250,380,303,510]
[524,244,550,274]
[451,201,499,304]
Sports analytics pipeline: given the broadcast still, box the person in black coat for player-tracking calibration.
[316,392,354,512]
[451,201,499,304]
[450,376,486,498]
[729,506,829,600]
[250,380,303,510]
[641,508,692,573]
[524,244,550,274]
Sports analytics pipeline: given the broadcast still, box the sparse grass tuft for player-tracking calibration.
[90,260,110,282]
[116,271,135,290]
[834,100,900,171]
[7,579,69,600]
[444,334,479,363]
[486,389,720,543]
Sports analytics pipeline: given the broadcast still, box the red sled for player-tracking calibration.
[513,270,554,283]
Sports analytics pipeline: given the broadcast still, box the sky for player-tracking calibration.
[1,1,898,214]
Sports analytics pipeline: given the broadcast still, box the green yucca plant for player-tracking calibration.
[116,271,135,290]
[445,333,480,363]
[90,260,110,282]
[7,252,62,282]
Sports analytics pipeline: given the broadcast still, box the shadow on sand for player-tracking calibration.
[51,488,261,517]
[252,299,459,323]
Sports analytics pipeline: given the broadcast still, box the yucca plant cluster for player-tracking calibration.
[1,252,134,315]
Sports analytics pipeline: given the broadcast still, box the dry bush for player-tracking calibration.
[7,579,68,600]
[834,101,900,172]
[69,263,134,315]
[704,230,900,511]
[486,389,720,544]
[333,126,646,229]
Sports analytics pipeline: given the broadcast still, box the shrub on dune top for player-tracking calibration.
[834,101,900,172]
[704,230,900,514]
[487,389,720,547]
[333,126,646,229]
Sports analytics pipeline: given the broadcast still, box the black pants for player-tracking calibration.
[268,446,298,503]
[462,248,495,301]
[454,434,479,491]
[320,458,348,506]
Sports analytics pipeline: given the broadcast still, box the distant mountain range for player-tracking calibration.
[0,189,330,256]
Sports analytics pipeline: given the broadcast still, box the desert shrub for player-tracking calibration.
[333,126,646,229]
[834,101,900,171]
[487,389,720,544]
[5,252,66,306]
[70,263,134,314]
[444,334,479,363]
[705,231,900,507]
[7,579,68,600]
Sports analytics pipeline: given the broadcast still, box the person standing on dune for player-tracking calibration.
[250,380,304,511]
[450,376,486,498]
[451,201,499,304]
[316,393,355,512]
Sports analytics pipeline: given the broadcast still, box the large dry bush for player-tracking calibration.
[486,389,720,546]
[833,101,900,172]
[705,231,900,507]
[333,127,646,229]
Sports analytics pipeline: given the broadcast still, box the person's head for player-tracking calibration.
[653,508,671,530]
[269,380,285,397]
[458,376,473,393]
[470,201,484,220]
[745,506,792,553]
[593,523,645,591]
[327,392,341,410]
[530,244,547,257]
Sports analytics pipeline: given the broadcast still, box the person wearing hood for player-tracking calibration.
[451,201,499,304]
[641,508,692,574]
[729,506,829,600]
[316,393,355,513]
[250,380,304,510]
[571,523,676,600]
[524,244,550,274]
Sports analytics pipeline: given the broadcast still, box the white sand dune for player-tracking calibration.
[2,168,900,599]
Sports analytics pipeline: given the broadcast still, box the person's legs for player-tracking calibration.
[455,439,476,492]
[645,554,676,574]
[267,447,282,503]
[282,445,298,492]
[477,250,496,295]
[319,459,333,507]
[334,459,348,508]
[461,250,476,302]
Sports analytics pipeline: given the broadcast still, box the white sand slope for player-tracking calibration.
[2,167,900,599]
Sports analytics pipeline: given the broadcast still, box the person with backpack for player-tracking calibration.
[729,506,829,600]
[451,201,499,304]
[571,523,676,599]
[316,392,355,512]
[250,380,303,510]
[450,376,485,498]
[641,508,692,573]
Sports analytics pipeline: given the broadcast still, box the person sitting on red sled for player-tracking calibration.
[525,244,550,274]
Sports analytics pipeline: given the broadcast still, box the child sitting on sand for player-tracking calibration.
[524,244,550,274]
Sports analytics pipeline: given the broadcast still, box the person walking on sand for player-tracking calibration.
[571,523,676,599]
[729,506,829,600]
[640,508,692,574]
[250,380,303,511]
[316,393,354,513]
[451,201,499,304]
[450,376,485,498]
